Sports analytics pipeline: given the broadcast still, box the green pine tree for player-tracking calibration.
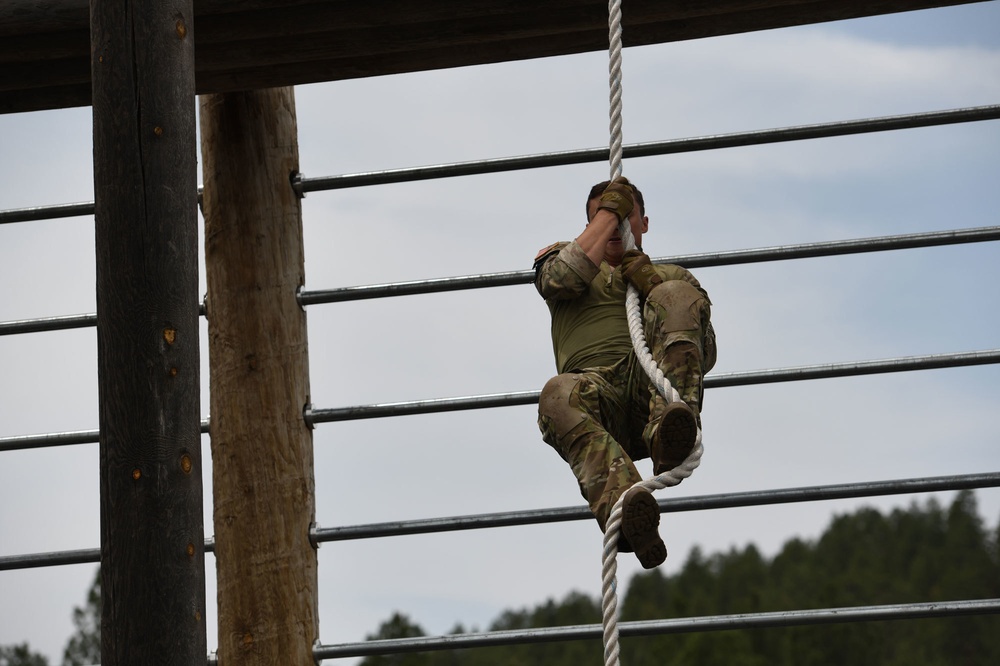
[0,644,49,666]
[61,567,101,666]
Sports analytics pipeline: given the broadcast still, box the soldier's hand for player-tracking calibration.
[596,177,635,223]
[621,249,663,297]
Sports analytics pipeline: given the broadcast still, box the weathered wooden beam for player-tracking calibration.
[1,0,987,114]
[91,0,206,663]
[200,87,319,665]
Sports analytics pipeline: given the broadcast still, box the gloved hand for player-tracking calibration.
[596,177,635,223]
[621,249,663,297]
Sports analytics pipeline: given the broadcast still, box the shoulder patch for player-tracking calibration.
[533,242,569,271]
[534,242,562,263]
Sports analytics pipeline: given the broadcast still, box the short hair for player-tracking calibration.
[587,180,645,219]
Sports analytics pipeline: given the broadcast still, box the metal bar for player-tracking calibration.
[295,104,1000,193]
[313,598,1000,659]
[5,350,995,452]
[306,390,540,423]
[5,471,998,571]
[0,313,99,336]
[706,348,1000,388]
[313,471,1000,542]
[0,539,216,572]
[0,428,101,451]
[0,304,205,337]
[4,225,998,335]
[3,105,997,226]
[0,193,202,226]
[0,547,101,570]
[299,225,1000,305]
[0,420,210,453]
[306,348,1000,423]
[0,201,95,225]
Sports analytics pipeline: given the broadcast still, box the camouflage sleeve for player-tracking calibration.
[533,240,600,300]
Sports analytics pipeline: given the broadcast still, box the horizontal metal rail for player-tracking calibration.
[1,105,997,226]
[0,304,206,337]
[298,225,1000,304]
[4,471,997,572]
[0,420,210,453]
[294,104,1000,193]
[0,200,96,225]
[306,348,1000,423]
[3,349,997,452]
[313,471,1000,543]
[313,598,1000,659]
[0,312,98,336]
[0,539,216,572]
[3,225,998,336]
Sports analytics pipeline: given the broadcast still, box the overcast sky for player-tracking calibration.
[2,3,999,664]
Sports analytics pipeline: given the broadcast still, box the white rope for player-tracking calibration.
[600,2,705,664]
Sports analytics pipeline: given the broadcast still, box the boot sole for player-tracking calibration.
[621,488,666,569]
[655,402,698,474]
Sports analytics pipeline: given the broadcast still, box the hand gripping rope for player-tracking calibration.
[600,2,704,665]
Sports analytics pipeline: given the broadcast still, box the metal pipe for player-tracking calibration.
[4,349,996,452]
[706,348,1000,388]
[305,348,1000,423]
[312,471,1000,542]
[0,313,98,336]
[4,225,998,336]
[0,201,95,225]
[0,547,101,571]
[295,104,1000,192]
[0,538,216,572]
[0,420,210,453]
[313,598,1000,659]
[4,471,997,571]
[0,193,203,226]
[299,225,1000,304]
[0,304,205,337]
[2,105,997,226]
[305,390,540,423]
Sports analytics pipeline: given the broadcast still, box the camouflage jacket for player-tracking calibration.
[533,240,707,374]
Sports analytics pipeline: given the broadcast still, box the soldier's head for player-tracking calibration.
[586,180,645,219]
[587,179,649,265]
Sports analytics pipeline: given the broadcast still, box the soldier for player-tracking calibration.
[534,178,717,569]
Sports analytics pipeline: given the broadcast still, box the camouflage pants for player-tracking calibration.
[537,279,716,530]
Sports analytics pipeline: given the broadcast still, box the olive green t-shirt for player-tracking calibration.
[550,263,632,373]
[534,241,633,373]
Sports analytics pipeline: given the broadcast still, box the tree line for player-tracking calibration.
[358,491,999,666]
[2,491,998,665]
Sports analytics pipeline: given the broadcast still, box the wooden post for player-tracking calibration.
[199,87,318,665]
[91,1,206,664]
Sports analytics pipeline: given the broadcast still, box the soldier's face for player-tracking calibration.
[589,196,649,265]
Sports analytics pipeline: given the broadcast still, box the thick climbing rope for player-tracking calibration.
[599,2,705,665]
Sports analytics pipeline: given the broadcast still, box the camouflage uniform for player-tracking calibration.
[535,240,717,531]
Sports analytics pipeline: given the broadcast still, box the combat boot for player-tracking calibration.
[651,400,698,475]
[618,486,666,569]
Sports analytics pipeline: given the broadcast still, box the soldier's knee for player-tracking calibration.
[646,279,707,333]
[538,373,589,440]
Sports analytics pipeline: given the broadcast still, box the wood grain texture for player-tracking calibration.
[200,86,319,666]
[92,1,206,663]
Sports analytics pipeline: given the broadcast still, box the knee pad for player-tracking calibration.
[538,373,590,439]
[646,279,708,335]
